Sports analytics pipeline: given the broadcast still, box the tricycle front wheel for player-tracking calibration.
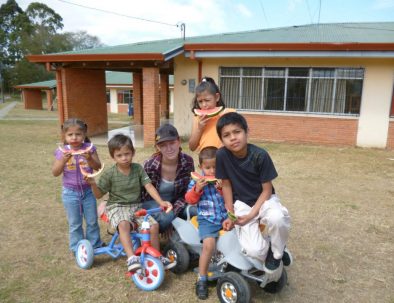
[75,239,94,269]
[131,255,165,291]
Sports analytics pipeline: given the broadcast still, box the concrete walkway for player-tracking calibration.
[91,125,144,147]
[0,102,17,119]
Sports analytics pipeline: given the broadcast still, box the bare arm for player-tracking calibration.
[188,115,210,151]
[222,179,234,213]
[236,181,273,226]
[88,180,105,200]
[52,152,72,177]
[144,183,172,210]
[221,179,235,230]
[82,150,101,170]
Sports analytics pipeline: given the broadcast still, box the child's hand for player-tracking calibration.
[197,115,211,131]
[195,178,208,192]
[83,176,96,185]
[80,151,92,160]
[62,151,72,162]
[215,179,222,190]
[222,218,234,231]
[161,201,173,213]
[235,215,251,226]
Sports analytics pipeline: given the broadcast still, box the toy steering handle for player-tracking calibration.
[134,207,166,217]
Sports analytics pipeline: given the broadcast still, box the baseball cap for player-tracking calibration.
[155,124,179,144]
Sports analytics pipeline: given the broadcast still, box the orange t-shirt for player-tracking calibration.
[195,108,236,152]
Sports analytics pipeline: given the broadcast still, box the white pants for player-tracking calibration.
[234,195,290,262]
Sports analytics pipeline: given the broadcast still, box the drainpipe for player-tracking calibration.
[190,50,202,82]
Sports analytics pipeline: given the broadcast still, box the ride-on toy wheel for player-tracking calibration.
[75,239,94,269]
[163,241,190,274]
[131,255,165,291]
[263,268,288,294]
[216,272,251,303]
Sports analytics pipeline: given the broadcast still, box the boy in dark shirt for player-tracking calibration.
[215,112,291,273]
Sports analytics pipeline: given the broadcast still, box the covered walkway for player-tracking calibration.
[27,41,180,146]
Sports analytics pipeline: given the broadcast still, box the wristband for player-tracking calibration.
[227,211,237,222]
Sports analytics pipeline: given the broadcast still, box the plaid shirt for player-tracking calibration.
[142,152,195,216]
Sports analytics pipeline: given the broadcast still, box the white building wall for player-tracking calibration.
[173,55,394,147]
[173,56,199,137]
[357,65,394,148]
[109,88,118,113]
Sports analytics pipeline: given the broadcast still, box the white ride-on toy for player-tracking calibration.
[163,210,291,303]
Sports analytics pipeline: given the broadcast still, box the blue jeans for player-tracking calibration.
[62,187,102,252]
[142,200,197,233]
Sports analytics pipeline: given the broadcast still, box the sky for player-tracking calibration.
[6,0,394,46]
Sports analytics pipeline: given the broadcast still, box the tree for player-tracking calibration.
[0,1,105,91]
[63,31,105,51]
[25,2,63,34]
[0,0,32,66]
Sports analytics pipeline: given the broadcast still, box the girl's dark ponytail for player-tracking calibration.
[191,76,226,112]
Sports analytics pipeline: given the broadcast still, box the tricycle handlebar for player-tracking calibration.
[134,207,165,217]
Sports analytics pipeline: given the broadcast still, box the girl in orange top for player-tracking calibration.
[189,77,235,152]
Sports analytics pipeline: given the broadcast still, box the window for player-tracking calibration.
[219,67,364,115]
[117,90,133,104]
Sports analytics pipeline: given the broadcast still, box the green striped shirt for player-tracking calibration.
[97,163,151,206]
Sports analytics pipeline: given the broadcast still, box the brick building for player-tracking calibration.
[27,22,394,149]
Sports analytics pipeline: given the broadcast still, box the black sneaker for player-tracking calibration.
[127,255,141,272]
[282,247,293,267]
[264,246,281,273]
[195,279,208,300]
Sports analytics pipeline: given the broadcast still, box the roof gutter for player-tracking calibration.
[163,46,184,61]
[27,53,165,63]
[184,43,394,51]
[184,50,394,58]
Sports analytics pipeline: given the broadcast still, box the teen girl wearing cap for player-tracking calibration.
[141,124,196,232]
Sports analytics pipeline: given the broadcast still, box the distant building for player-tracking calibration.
[15,72,174,115]
[27,22,394,149]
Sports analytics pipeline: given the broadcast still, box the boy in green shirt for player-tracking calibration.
[88,134,174,272]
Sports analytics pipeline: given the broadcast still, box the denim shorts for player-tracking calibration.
[198,218,222,241]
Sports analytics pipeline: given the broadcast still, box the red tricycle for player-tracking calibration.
[75,207,169,291]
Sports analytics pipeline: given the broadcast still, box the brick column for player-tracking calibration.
[143,67,160,146]
[133,72,143,124]
[23,89,43,110]
[46,90,53,111]
[160,74,169,119]
[61,68,107,136]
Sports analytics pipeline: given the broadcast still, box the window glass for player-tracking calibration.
[219,66,363,115]
[288,68,309,77]
[220,67,240,76]
[243,67,262,77]
[337,79,363,114]
[310,79,334,113]
[264,68,285,77]
[286,78,308,111]
[337,68,364,79]
[264,78,285,110]
[312,68,335,78]
[241,77,262,110]
[220,77,240,108]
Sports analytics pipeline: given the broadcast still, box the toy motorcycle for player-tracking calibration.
[163,210,291,303]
